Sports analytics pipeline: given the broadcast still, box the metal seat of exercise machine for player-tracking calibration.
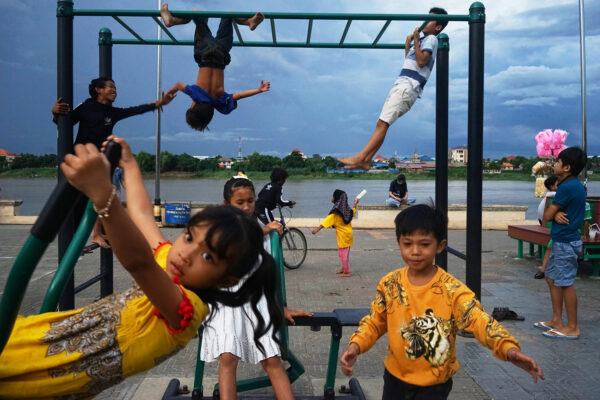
[333,309,370,326]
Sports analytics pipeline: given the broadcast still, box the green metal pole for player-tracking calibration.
[56,0,76,311]
[466,1,485,300]
[40,201,97,313]
[435,33,450,271]
[72,9,470,22]
[0,236,49,354]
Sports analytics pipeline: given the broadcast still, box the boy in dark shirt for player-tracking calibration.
[255,167,295,224]
[161,3,269,131]
[51,77,174,148]
[386,174,409,206]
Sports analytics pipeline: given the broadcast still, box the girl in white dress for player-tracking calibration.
[201,176,312,399]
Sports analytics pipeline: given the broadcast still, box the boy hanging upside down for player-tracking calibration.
[161,3,270,131]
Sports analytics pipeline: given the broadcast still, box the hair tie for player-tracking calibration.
[218,254,263,292]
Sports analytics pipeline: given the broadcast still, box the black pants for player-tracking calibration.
[382,369,452,400]
[193,17,233,68]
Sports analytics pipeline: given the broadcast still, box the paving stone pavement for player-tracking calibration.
[1,225,599,399]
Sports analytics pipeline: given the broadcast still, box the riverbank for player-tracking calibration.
[2,168,597,181]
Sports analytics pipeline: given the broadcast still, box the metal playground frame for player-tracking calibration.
[3,1,487,398]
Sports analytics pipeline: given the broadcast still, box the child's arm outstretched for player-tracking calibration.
[506,348,545,383]
[102,135,164,249]
[64,141,185,330]
[232,80,270,101]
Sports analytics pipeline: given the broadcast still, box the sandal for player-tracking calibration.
[534,271,545,279]
[492,307,525,321]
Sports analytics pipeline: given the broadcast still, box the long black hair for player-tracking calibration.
[186,205,283,355]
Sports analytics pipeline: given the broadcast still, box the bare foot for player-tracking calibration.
[91,233,111,249]
[338,155,371,171]
[336,269,344,274]
[160,3,175,27]
[248,12,264,30]
[338,272,352,277]
[542,320,564,330]
[160,3,190,27]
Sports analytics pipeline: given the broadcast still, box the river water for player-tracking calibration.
[2,178,599,220]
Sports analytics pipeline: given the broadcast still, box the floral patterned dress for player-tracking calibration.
[0,243,208,399]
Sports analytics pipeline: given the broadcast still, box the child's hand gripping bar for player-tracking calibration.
[30,142,122,243]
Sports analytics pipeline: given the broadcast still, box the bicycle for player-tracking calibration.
[276,204,308,269]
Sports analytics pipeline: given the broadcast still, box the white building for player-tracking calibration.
[451,146,468,164]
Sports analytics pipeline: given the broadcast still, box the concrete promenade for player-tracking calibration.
[1,225,599,399]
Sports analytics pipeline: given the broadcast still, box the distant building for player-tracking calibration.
[373,154,388,164]
[502,162,514,171]
[505,155,516,161]
[288,149,307,160]
[218,157,235,169]
[451,146,468,164]
[0,149,19,165]
[193,155,211,160]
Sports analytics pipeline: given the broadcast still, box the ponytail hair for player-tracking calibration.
[188,205,284,355]
[223,176,255,203]
[89,77,114,99]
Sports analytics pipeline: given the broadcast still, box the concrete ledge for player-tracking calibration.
[0,199,37,225]
[0,201,533,230]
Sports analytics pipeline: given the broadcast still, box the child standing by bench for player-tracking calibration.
[538,147,587,339]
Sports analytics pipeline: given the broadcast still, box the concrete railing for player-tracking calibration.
[1,201,534,230]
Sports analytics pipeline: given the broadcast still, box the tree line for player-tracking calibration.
[3,152,599,174]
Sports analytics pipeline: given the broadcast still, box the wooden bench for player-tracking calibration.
[507,224,600,277]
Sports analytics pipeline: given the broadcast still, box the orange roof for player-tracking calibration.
[0,149,18,157]
[506,155,516,160]
[502,162,513,167]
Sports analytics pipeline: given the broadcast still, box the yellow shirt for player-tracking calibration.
[320,208,356,248]
[0,243,209,399]
[349,266,520,387]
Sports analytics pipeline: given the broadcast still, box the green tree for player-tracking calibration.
[160,151,177,172]
[282,151,305,169]
[135,151,155,172]
[323,156,340,169]
[10,154,40,169]
[38,154,58,168]
[197,157,218,171]
[247,152,281,171]
[0,156,6,169]
[304,157,325,173]
[176,153,200,172]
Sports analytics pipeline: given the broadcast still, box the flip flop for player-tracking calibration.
[338,273,352,277]
[534,271,545,279]
[543,329,579,340]
[533,321,552,330]
[492,307,524,321]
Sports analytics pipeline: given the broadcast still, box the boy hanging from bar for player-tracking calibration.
[339,7,448,170]
[162,3,269,131]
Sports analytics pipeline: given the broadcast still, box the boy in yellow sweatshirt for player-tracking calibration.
[340,204,544,399]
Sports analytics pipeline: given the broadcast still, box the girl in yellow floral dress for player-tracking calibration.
[0,136,283,399]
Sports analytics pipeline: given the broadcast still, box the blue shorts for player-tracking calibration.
[546,240,582,286]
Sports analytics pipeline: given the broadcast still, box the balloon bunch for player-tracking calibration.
[535,129,568,158]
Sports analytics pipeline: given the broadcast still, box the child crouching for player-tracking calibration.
[340,204,544,399]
